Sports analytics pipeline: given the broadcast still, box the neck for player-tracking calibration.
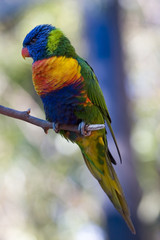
[46,29,77,58]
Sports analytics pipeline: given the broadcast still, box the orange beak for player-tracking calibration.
[21,47,31,59]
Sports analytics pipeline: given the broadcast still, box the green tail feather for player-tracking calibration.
[78,136,135,234]
[106,118,122,163]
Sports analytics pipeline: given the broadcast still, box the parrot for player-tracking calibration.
[22,24,135,234]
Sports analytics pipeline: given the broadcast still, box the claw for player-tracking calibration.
[78,121,91,136]
[53,122,59,133]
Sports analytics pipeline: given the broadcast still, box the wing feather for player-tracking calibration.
[78,58,122,162]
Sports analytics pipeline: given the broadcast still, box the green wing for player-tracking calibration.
[78,57,122,163]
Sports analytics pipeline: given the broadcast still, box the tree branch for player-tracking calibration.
[0,105,105,135]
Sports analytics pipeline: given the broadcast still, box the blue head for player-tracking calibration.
[22,24,55,62]
[22,24,76,62]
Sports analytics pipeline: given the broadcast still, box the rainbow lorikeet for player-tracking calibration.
[22,24,135,234]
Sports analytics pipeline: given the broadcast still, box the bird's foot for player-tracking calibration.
[78,121,91,136]
[53,122,59,133]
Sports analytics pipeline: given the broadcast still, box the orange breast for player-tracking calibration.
[32,56,83,96]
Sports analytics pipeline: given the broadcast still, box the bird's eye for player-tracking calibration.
[30,38,37,44]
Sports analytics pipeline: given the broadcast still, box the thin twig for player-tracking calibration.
[0,105,105,134]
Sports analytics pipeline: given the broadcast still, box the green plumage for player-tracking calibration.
[72,58,135,233]
[77,57,122,162]
[47,29,77,58]
[22,24,135,234]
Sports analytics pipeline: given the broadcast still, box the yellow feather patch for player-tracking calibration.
[47,29,63,54]
[99,136,104,145]
[32,56,82,96]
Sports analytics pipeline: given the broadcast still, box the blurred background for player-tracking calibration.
[0,0,160,239]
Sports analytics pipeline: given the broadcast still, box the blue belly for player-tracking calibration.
[41,83,85,125]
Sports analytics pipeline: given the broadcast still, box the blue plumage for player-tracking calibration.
[41,83,85,125]
[21,25,136,233]
[23,25,55,61]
